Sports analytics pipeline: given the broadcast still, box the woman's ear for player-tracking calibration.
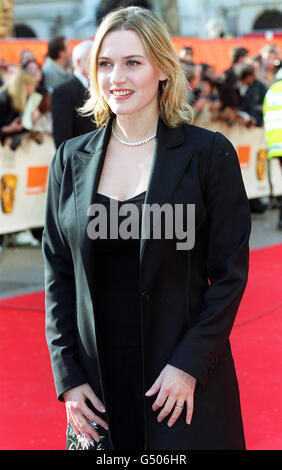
[159,70,169,82]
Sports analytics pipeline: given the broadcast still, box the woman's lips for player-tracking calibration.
[110,89,135,100]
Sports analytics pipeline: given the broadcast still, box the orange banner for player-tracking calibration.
[0,38,81,67]
[237,146,251,168]
[26,165,49,195]
[0,37,282,73]
[172,37,282,74]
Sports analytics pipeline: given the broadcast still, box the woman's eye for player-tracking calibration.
[98,60,140,68]
[98,61,112,67]
[127,60,139,66]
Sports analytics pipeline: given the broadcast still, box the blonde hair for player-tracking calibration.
[79,6,193,127]
[0,69,37,113]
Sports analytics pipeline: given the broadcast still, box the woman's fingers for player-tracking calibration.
[151,386,195,427]
[77,414,100,443]
[186,394,194,425]
[147,365,197,427]
[154,392,193,427]
[66,400,109,439]
[167,400,186,427]
[64,383,109,442]
[145,373,163,397]
[71,410,101,443]
[82,386,108,432]
[156,394,178,423]
[68,417,81,438]
[84,384,106,413]
[82,403,109,432]
[152,385,169,412]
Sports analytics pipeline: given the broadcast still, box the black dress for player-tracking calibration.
[66,190,146,450]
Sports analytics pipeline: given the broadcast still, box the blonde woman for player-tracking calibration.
[43,7,251,450]
[0,69,37,145]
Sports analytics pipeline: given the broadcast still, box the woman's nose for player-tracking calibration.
[111,64,126,85]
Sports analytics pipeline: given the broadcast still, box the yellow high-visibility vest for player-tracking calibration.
[263,79,282,158]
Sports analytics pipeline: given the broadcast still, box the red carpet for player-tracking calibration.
[230,243,282,450]
[0,244,281,450]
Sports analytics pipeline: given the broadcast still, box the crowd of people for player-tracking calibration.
[178,43,281,129]
[0,36,282,244]
[0,36,70,150]
[1,39,281,147]
[0,36,93,246]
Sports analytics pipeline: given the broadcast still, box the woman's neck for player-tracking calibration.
[115,109,159,143]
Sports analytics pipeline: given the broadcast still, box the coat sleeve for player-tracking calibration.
[42,142,88,401]
[168,131,252,389]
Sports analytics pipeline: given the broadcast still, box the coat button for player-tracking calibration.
[142,290,150,300]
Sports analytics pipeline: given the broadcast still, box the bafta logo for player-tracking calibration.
[1,173,17,213]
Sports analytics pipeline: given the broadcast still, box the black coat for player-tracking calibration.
[238,79,267,126]
[51,75,95,149]
[0,90,20,142]
[42,116,251,450]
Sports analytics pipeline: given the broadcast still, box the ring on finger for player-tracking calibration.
[88,419,97,427]
[175,403,184,410]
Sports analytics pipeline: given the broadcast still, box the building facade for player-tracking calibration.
[177,0,282,38]
[13,0,99,38]
[12,0,282,39]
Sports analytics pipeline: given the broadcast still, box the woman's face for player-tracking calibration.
[97,29,166,118]
[25,61,43,83]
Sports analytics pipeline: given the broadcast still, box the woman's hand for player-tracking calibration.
[1,117,23,134]
[32,108,41,126]
[63,383,108,444]
[145,364,197,427]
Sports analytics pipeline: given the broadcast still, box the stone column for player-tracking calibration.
[0,0,14,37]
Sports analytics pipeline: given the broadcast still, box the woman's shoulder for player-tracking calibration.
[54,125,109,169]
[182,122,235,153]
[182,122,216,140]
[178,123,238,177]
[62,126,105,154]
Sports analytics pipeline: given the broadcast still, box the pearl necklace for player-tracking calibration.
[112,120,156,146]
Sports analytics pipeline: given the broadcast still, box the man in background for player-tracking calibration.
[235,62,267,127]
[258,44,281,89]
[218,46,249,110]
[42,36,71,92]
[51,40,95,149]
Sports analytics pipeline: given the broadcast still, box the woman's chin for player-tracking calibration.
[109,103,137,116]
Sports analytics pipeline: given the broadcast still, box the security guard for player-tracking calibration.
[263,65,282,230]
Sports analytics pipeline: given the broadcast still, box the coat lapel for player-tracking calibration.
[71,116,196,278]
[71,118,113,282]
